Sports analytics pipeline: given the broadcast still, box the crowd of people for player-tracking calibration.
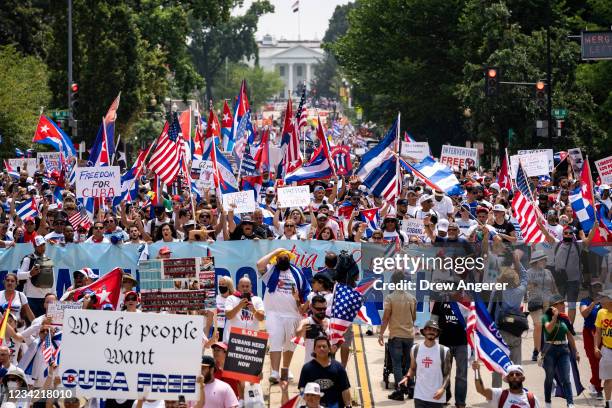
[0,135,612,408]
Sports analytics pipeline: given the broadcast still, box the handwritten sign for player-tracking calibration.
[59,309,204,400]
[38,152,63,172]
[439,145,479,168]
[277,186,311,208]
[222,191,256,214]
[224,327,269,383]
[191,159,215,190]
[510,153,550,177]
[518,149,553,173]
[47,301,82,326]
[75,166,121,198]
[400,142,430,161]
[7,158,37,176]
[595,156,612,185]
[401,218,427,241]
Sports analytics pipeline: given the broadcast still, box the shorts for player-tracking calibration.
[600,346,612,380]
[266,314,301,352]
[557,280,579,310]
[529,302,549,325]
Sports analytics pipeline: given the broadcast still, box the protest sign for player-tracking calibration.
[47,301,82,326]
[59,309,204,400]
[401,218,427,241]
[401,142,430,161]
[191,159,215,190]
[8,158,37,176]
[75,166,121,198]
[568,148,584,173]
[38,152,62,172]
[439,145,479,168]
[224,327,269,383]
[510,153,550,177]
[222,191,256,214]
[518,149,554,173]
[595,155,612,185]
[277,186,311,208]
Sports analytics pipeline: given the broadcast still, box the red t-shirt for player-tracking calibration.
[23,230,37,244]
[214,368,240,397]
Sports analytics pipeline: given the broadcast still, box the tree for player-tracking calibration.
[0,45,50,158]
[188,0,274,103]
[213,63,284,110]
[0,0,51,58]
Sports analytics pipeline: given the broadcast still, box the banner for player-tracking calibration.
[59,309,203,400]
[8,158,37,176]
[518,149,553,173]
[75,166,121,198]
[277,186,311,208]
[595,155,612,185]
[568,148,584,173]
[222,191,256,214]
[400,142,430,161]
[510,152,550,177]
[37,152,63,172]
[191,159,215,190]
[224,327,269,383]
[439,145,479,168]
[401,218,426,241]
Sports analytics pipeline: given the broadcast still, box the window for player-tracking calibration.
[279,66,285,76]
[296,65,303,76]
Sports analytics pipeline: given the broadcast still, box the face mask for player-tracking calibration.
[7,381,19,390]
[277,259,290,270]
[563,236,573,242]
[218,286,228,294]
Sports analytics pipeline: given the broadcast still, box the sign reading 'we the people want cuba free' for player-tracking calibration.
[59,309,204,400]
[75,166,121,198]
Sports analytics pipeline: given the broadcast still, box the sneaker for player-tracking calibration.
[596,391,604,400]
[269,371,279,385]
[590,384,599,396]
[545,402,552,408]
[388,390,405,401]
[568,404,575,408]
[532,350,539,361]
[287,371,294,381]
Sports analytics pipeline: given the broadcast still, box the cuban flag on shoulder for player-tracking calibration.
[358,208,380,238]
[402,156,463,196]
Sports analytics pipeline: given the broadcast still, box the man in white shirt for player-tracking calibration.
[432,191,454,220]
[472,361,541,408]
[223,276,265,343]
[17,235,55,317]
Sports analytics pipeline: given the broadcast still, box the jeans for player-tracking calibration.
[543,344,573,404]
[446,345,467,406]
[389,337,413,387]
[492,330,522,387]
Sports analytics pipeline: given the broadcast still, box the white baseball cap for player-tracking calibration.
[303,382,324,396]
[489,183,500,191]
[33,235,46,247]
[437,219,449,232]
[493,204,506,212]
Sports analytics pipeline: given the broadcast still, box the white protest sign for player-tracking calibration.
[595,156,612,185]
[439,145,479,168]
[400,142,430,161]
[8,158,37,176]
[568,148,584,173]
[510,153,550,177]
[223,191,256,214]
[59,309,204,400]
[47,301,82,326]
[277,186,311,208]
[38,152,63,172]
[401,218,427,241]
[518,149,553,173]
[75,166,121,198]
[191,159,215,190]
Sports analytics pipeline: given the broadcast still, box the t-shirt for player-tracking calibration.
[488,388,541,408]
[526,267,556,303]
[431,302,467,346]
[456,218,477,238]
[595,308,612,349]
[222,294,264,343]
[298,359,350,407]
[412,342,446,403]
[432,196,454,219]
[580,297,601,330]
[0,290,28,316]
[261,265,300,317]
[490,220,515,242]
[203,379,239,408]
[383,291,416,339]
[216,294,228,329]
[214,369,240,398]
[541,313,569,342]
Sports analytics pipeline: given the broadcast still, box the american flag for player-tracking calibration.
[284,122,303,175]
[69,207,92,230]
[240,147,258,177]
[148,112,183,185]
[295,84,308,130]
[515,161,534,202]
[511,191,546,243]
[329,283,366,345]
[42,330,55,365]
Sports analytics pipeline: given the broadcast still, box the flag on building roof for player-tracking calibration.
[32,115,77,157]
[148,113,183,185]
[511,191,546,243]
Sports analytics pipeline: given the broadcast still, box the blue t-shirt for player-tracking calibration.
[580,297,601,329]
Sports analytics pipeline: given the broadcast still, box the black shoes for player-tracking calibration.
[388,389,405,401]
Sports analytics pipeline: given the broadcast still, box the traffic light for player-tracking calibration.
[70,83,79,118]
[484,67,500,97]
[535,81,546,108]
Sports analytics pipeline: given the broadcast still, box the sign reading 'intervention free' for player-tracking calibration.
[75,166,121,198]
[59,309,204,400]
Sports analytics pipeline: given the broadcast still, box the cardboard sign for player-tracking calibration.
[191,159,215,190]
[568,148,584,173]
[510,153,550,177]
[401,142,430,161]
[7,158,37,176]
[59,309,204,400]
[224,327,269,383]
[222,191,256,214]
[277,186,311,208]
[439,145,479,168]
[518,149,554,173]
[401,218,427,241]
[141,291,208,312]
[75,166,121,198]
[47,301,82,326]
[38,152,62,172]
[595,156,612,185]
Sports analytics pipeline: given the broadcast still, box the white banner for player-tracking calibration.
[222,191,256,214]
[191,159,215,190]
[277,186,310,208]
[595,156,612,185]
[38,152,63,172]
[75,166,121,198]
[510,153,550,177]
[518,149,553,173]
[439,145,479,168]
[400,142,430,161]
[7,158,37,176]
[401,218,427,241]
[59,309,204,400]
[47,301,82,326]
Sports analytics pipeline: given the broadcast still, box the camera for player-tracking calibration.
[241,292,251,301]
[305,323,323,339]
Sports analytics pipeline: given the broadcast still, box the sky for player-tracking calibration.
[234,0,352,41]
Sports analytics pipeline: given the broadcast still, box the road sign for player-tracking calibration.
[552,108,567,119]
[581,31,612,60]
[50,109,70,120]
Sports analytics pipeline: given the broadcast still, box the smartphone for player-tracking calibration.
[280,368,289,382]
[178,396,185,403]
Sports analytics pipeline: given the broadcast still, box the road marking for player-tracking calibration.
[353,323,374,407]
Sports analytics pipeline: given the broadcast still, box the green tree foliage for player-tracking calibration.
[0,0,50,57]
[213,63,283,110]
[0,45,50,158]
[188,0,274,103]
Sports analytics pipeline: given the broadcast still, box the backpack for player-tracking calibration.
[498,389,535,408]
[16,253,37,292]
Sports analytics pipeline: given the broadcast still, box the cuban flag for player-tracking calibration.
[356,117,397,180]
[357,301,382,325]
[3,160,19,180]
[285,145,334,184]
[88,94,120,166]
[203,138,238,194]
[32,115,77,157]
[569,160,596,233]
[15,148,24,158]
[221,100,234,151]
[358,208,380,238]
[16,198,39,221]
[401,156,463,196]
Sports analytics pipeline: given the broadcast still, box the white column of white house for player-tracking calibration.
[288,62,294,98]
[305,63,311,88]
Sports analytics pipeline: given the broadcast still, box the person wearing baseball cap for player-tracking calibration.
[66,268,98,291]
[22,216,39,244]
[157,246,172,259]
[17,233,54,317]
[200,354,239,408]
[490,203,516,243]
[262,186,277,212]
[472,360,540,408]
[432,190,454,220]
[210,341,240,399]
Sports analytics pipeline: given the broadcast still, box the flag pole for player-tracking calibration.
[396,112,402,201]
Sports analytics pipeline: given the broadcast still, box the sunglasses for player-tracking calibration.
[125,297,138,301]
[448,228,459,231]
[94,226,104,230]
[372,235,383,239]
[312,306,326,312]
[285,224,295,228]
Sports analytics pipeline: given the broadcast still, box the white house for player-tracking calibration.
[256,34,324,99]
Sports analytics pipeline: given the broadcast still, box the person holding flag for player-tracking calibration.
[471,361,540,408]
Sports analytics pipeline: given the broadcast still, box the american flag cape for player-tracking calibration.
[329,279,377,345]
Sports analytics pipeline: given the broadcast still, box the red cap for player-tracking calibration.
[159,246,172,255]
[212,342,228,351]
[124,291,139,300]
[475,206,489,214]
[24,216,35,224]
[172,195,182,202]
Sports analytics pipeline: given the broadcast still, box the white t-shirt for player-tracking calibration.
[261,265,300,318]
[0,290,28,316]
[433,196,454,219]
[488,388,541,408]
[456,218,477,238]
[222,294,264,343]
[413,343,446,403]
[216,294,228,329]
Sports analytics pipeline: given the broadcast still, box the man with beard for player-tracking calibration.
[472,361,540,408]
[200,355,238,408]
